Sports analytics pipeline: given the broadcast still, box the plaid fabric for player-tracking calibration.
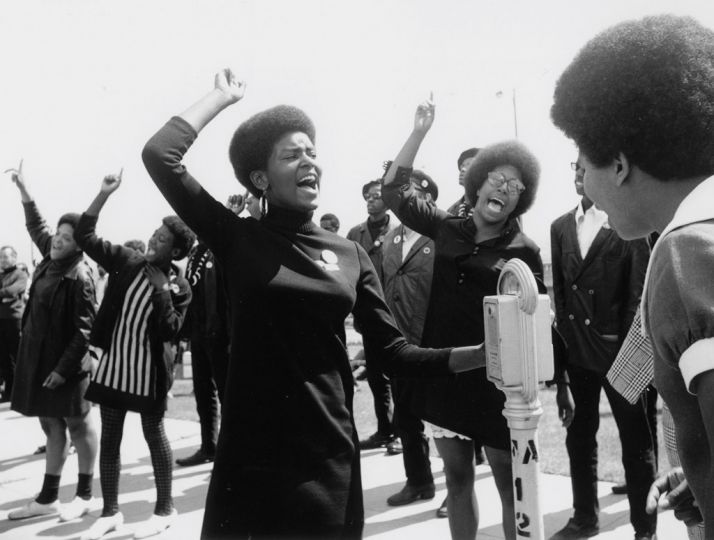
[607,307,654,404]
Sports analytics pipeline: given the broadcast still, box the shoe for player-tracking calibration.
[611,482,628,495]
[634,535,656,540]
[176,449,214,467]
[359,432,395,450]
[387,483,436,506]
[59,496,94,522]
[133,509,177,539]
[8,499,60,520]
[549,518,599,539]
[386,438,403,455]
[436,497,448,518]
[81,512,124,540]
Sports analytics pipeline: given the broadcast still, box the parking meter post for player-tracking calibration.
[484,259,554,540]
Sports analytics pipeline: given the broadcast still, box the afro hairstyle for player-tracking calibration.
[229,105,316,197]
[551,14,714,181]
[57,212,81,231]
[457,148,480,170]
[463,140,540,219]
[162,216,196,260]
[319,213,340,231]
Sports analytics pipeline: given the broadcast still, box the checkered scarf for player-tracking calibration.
[606,306,654,404]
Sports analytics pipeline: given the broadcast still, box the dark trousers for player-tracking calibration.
[364,340,393,437]
[191,334,227,455]
[0,318,21,399]
[392,379,433,487]
[566,364,657,536]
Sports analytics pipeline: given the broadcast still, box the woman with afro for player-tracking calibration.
[142,69,487,539]
[382,98,569,540]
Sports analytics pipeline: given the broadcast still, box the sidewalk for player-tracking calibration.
[0,402,686,539]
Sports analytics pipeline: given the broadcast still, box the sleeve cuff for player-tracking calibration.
[680,337,714,394]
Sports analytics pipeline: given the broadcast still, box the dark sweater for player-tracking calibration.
[142,117,451,539]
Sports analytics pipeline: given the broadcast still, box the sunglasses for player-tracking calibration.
[570,162,584,172]
[364,193,382,201]
[486,172,526,195]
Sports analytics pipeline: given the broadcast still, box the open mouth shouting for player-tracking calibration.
[297,173,319,193]
[486,196,506,214]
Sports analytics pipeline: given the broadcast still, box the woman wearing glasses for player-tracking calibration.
[382,98,560,540]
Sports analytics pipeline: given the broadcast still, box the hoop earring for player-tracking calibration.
[260,191,269,217]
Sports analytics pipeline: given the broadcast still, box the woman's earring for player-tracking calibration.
[259,190,269,217]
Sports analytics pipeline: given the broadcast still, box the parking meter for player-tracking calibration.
[483,259,554,540]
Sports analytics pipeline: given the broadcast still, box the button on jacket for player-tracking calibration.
[551,208,649,374]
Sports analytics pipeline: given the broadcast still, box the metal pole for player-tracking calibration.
[485,259,552,540]
[512,87,519,139]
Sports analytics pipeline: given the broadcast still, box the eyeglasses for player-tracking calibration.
[570,162,583,172]
[364,193,382,201]
[486,172,526,195]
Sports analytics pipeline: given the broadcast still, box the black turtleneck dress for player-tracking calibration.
[142,117,452,539]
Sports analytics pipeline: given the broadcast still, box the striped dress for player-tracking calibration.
[93,272,155,401]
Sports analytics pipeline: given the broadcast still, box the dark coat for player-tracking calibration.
[346,216,396,285]
[75,213,192,412]
[551,207,649,374]
[11,202,96,417]
[382,226,434,345]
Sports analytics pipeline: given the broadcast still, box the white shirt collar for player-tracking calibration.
[642,175,714,332]
[575,200,607,221]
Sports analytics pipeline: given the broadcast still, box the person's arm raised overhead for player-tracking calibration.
[5,160,52,257]
[382,93,434,186]
[85,169,122,218]
[74,171,135,273]
[180,68,246,135]
[142,69,245,256]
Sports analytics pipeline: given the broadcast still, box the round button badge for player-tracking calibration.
[321,250,338,265]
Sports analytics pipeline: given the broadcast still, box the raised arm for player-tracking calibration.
[381,97,449,238]
[180,69,246,134]
[75,172,135,272]
[142,70,245,256]
[382,95,435,186]
[5,161,52,256]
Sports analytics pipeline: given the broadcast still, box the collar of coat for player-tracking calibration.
[642,174,714,332]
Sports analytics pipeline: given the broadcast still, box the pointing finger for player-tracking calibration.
[18,158,23,174]
[118,167,123,181]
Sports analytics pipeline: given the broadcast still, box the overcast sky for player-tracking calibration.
[2,0,713,266]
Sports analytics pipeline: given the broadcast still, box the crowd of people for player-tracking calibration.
[2,12,714,540]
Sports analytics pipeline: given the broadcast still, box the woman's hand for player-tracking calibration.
[145,264,169,291]
[4,159,32,202]
[5,159,26,190]
[413,93,435,135]
[100,169,123,195]
[42,370,66,389]
[215,68,246,104]
[226,193,245,215]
